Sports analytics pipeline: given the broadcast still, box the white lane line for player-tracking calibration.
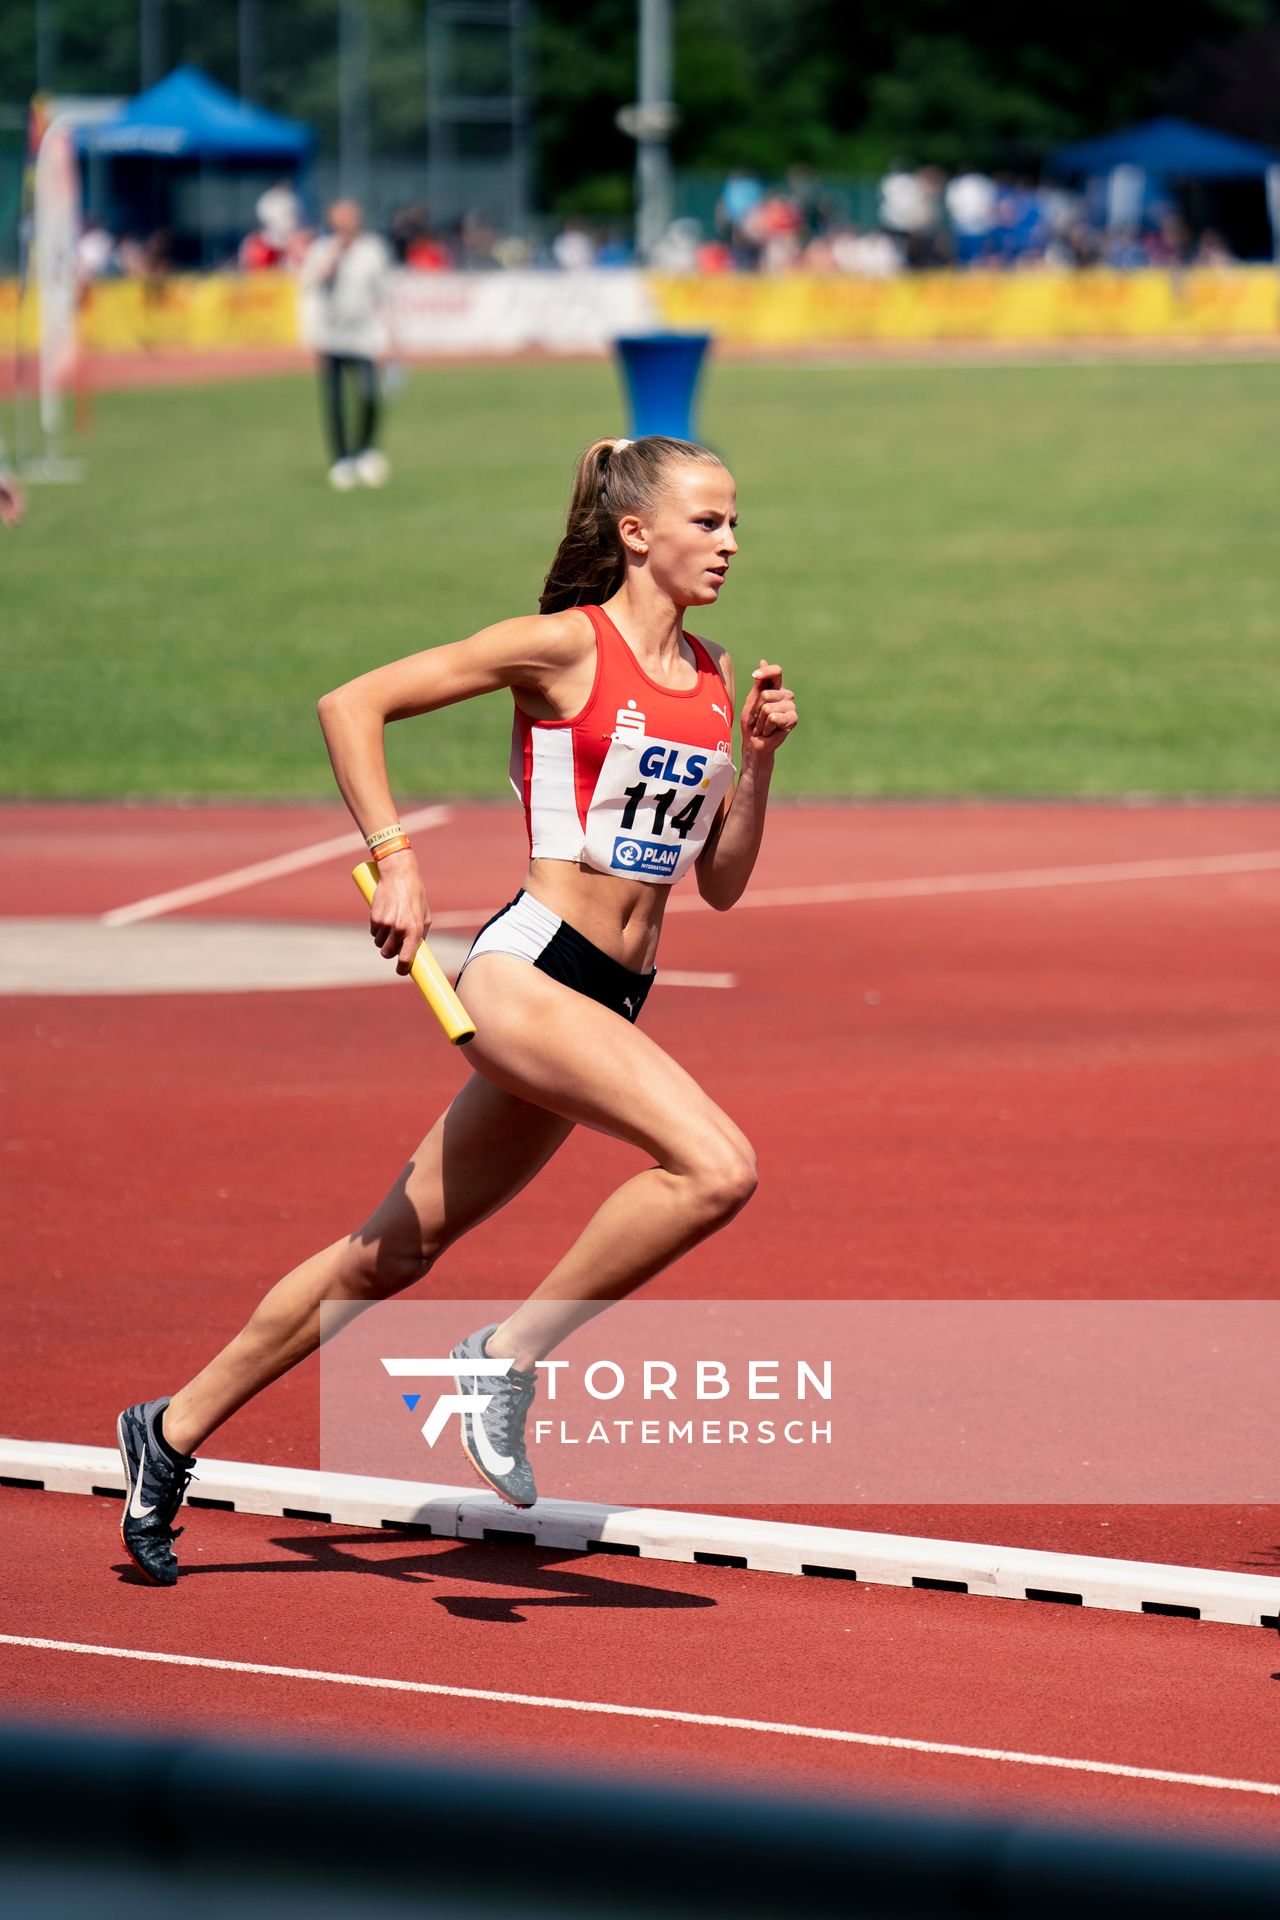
[101,807,450,927]
[655,970,735,989]
[424,848,1280,931]
[429,908,506,928]
[1,1634,1275,1799]
[667,848,1280,914]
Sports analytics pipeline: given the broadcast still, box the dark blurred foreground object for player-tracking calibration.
[614,332,712,442]
[3,1718,1280,1918]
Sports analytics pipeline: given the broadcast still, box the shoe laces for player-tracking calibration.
[490,1371,534,1449]
[155,1462,197,1531]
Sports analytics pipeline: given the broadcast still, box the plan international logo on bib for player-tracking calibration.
[611,837,680,876]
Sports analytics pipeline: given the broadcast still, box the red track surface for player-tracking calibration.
[3,799,1279,1837]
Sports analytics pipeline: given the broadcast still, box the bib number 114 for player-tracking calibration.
[620,782,706,839]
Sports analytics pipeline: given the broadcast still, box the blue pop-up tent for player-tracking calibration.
[80,65,313,164]
[1047,116,1280,256]
[79,66,314,263]
[1049,115,1279,182]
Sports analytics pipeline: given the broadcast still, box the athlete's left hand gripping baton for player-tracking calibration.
[352,860,476,1046]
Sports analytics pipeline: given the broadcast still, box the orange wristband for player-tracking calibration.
[371,835,413,863]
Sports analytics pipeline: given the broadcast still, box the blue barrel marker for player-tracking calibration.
[613,331,713,441]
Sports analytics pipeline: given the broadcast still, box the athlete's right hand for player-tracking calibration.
[369,852,431,975]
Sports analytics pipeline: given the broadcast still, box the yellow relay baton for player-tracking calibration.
[352,860,476,1047]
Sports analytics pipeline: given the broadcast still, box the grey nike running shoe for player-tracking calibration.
[450,1324,538,1508]
[116,1397,197,1586]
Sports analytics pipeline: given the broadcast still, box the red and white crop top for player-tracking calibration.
[509,604,736,886]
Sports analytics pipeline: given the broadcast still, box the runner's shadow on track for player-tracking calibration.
[115,1531,717,1624]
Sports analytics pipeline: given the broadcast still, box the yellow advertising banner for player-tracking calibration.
[651,267,1280,344]
[0,270,300,355]
[2,265,1276,358]
[82,270,301,349]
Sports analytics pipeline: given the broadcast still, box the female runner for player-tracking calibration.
[116,433,798,1585]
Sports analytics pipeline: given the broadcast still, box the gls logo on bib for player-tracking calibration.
[611,838,681,876]
[638,744,709,787]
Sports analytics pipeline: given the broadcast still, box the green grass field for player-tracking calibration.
[3,356,1277,798]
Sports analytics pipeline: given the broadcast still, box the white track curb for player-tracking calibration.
[4,1438,1277,1629]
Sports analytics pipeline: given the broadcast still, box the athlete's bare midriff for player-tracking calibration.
[522,858,671,973]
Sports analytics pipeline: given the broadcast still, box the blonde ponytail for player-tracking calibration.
[539,435,725,616]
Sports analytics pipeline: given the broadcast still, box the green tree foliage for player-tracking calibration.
[531,0,1279,212]
[1,0,1275,217]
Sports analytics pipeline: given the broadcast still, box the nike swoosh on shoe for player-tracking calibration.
[128,1440,157,1520]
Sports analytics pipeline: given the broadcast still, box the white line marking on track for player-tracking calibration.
[654,970,735,989]
[678,849,1280,914]
[2,1634,1276,1799]
[100,807,451,927]
[423,849,1280,931]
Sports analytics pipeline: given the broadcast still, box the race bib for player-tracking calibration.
[582,734,735,885]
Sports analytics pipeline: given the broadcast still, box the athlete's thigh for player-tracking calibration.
[357,1071,574,1259]
[457,955,750,1171]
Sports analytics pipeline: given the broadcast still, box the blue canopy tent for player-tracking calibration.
[79,66,314,265]
[1047,116,1280,258]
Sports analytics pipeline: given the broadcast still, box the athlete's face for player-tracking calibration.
[629,465,738,607]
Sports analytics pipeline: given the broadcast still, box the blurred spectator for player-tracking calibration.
[116,234,147,276]
[879,168,929,234]
[239,228,282,271]
[596,229,633,267]
[407,231,452,270]
[652,217,702,272]
[695,236,734,272]
[716,168,765,265]
[390,203,424,263]
[1062,219,1103,268]
[77,222,117,281]
[754,186,805,271]
[945,172,996,263]
[800,229,836,271]
[784,164,825,240]
[829,224,903,277]
[1194,228,1235,265]
[879,166,948,266]
[298,199,392,491]
[257,180,303,250]
[492,233,534,267]
[390,203,454,270]
[117,230,172,281]
[551,220,596,270]
[459,212,499,269]
[1146,209,1190,267]
[991,177,1047,263]
[1103,225,1148,270]
[239,181,307,272]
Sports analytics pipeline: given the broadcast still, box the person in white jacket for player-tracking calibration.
[298,200,392,491]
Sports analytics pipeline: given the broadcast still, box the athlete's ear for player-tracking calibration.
[617,511,648,556]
